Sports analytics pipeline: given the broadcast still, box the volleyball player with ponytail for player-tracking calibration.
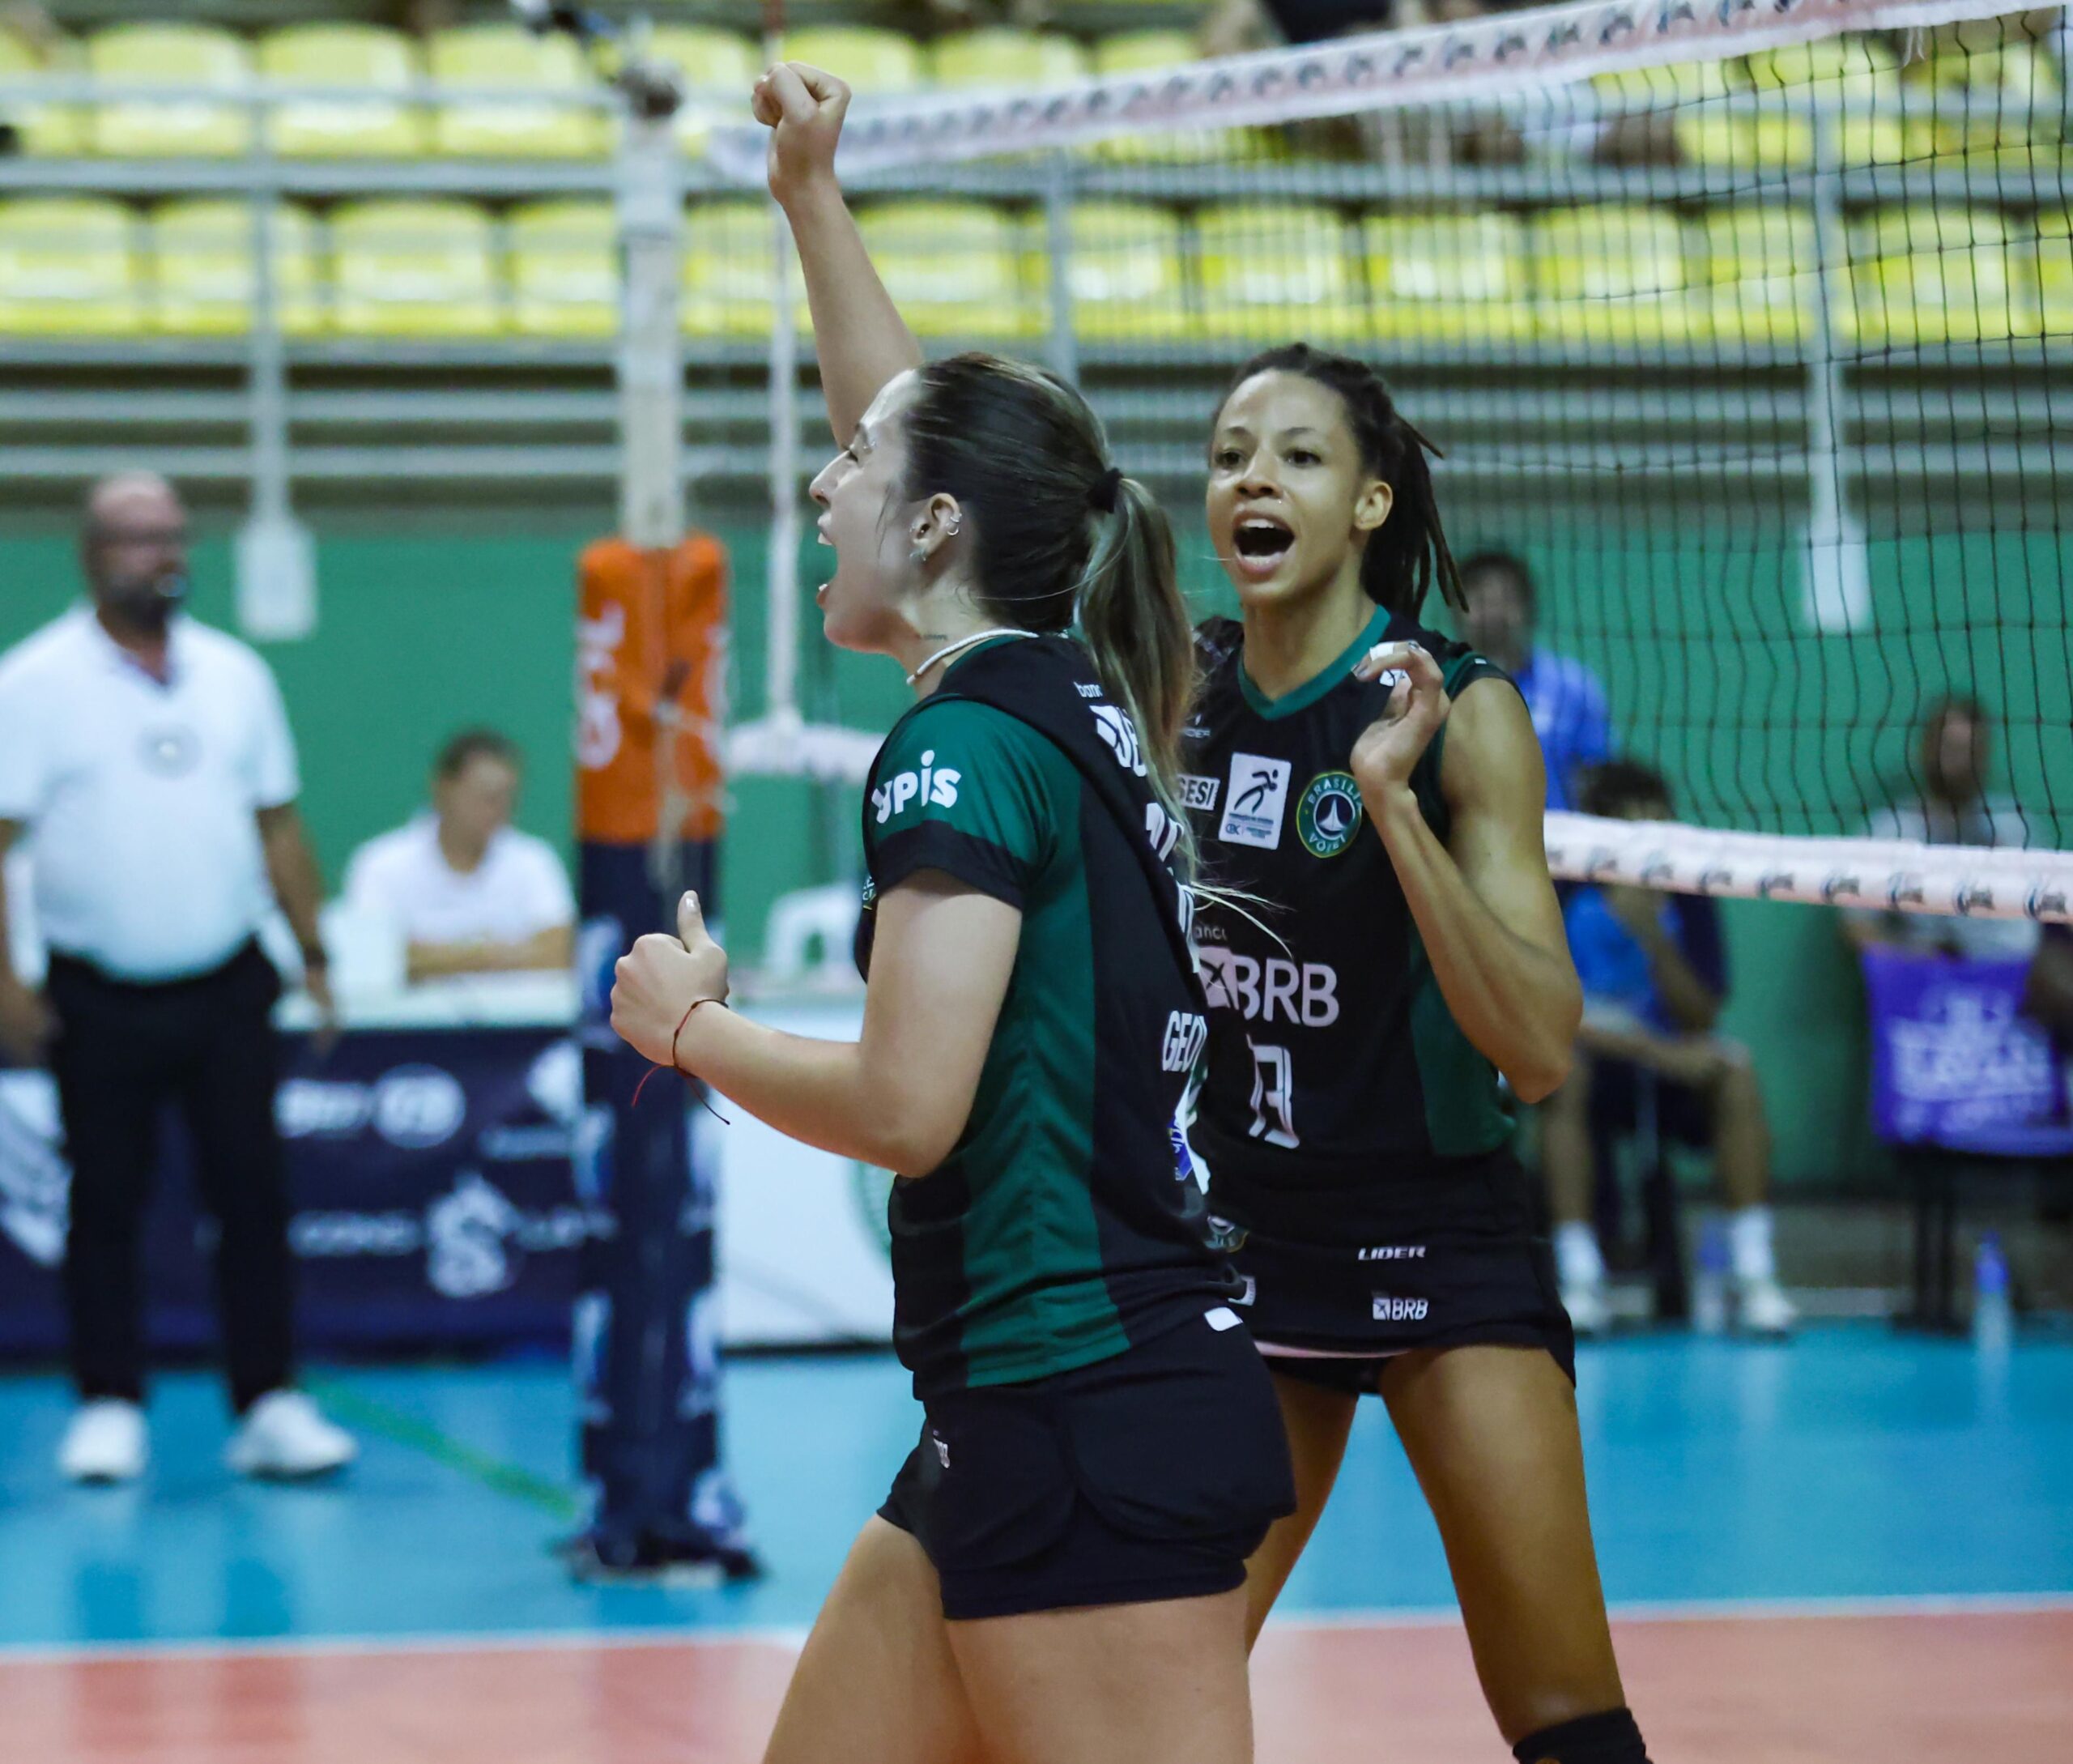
[612,63,1292,1764]
[1185,345,1654,1764]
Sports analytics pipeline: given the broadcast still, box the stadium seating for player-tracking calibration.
[87,23,251,158]
[856,201,1032,339]
[777,28,924,95]
[1701,205,1821,347]
[1091,31,1229,162]
[1741,36,1921,169]
[2021,208,2073,337]
[1533,204,1705,348]
[330,198,503,337]
[1029,201,1193,342]
[151,198,324,336]
[682,200,789,339]
[0,196,143,334]
[1594,58,1811,173]
[258,24,426,159]
[930,30,1092,91]
[427,24,607,160]
[1363,211,1535,346]
[508,200,617,339]
[1197,204,1364,343]
[1845,205,2028,348]
[642,27,759,152]
[0,27,87,156]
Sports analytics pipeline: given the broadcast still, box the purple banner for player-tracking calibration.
[1863,948,2073,1157]
[0,1026,602,1359]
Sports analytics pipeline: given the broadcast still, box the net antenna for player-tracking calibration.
[701,0,2072,926]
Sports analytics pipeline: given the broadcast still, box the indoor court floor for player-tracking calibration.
[2,1326,2068,1763]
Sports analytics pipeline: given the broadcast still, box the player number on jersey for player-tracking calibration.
[1247,1043,1299,1149]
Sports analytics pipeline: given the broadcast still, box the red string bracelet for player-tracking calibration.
[630,995,730,1121]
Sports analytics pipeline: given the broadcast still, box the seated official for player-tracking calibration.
[342,730,574,986]
[1538,761,1796,1338]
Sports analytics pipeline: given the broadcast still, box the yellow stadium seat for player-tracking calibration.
[87,23,251,158]
[1910,34,2062,160]
[858,201,1032,339]
[1197,204,1363,343]
[258,24,426,159]
[642,27,759,153]
[1700,205,1820,347]
[1595,58,1810,171]
[1363,211,1534,346]
[0,196,143,334]
[509,200,617,339]
[1743,35,1923,168]
[330,199,503,337]
[428,25,607,160]
[1028,201,1193,342]
[778,28,923,95]
[151,198,324,336]
[1845,206,2028,348]
[1533,205,1705,347]
[932,30,1091,90]
[2020,209,2073,338]
[683,200,796,339]
[1091,31,1233,162]
[0,28,87,156]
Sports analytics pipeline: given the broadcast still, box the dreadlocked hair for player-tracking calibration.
[900,352,1201,877]
[1222,343,1464,620]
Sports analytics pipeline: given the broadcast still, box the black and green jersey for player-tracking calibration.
[857,634,1232,1398]
[1183,607,1518,1200]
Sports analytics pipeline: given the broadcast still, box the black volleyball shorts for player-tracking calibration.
[879,1306,1297,1621]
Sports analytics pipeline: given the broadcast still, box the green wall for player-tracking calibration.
[4,505,2026,1187]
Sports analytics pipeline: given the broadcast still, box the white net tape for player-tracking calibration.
[704,0,2040,179]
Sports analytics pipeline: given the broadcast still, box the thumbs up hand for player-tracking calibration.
[611,890,730,1069]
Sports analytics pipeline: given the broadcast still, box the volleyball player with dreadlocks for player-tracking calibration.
[1183,346,1654,1764]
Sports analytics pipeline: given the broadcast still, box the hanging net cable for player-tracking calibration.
[707,0,2072,923]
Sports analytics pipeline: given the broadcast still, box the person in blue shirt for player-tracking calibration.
[1458,551,1611,812]
[1536,761,1796,1336]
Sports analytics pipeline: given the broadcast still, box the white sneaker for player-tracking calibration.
[1563,1278,1613,1337]
[1735,1276,1798,1337]
[59,1399,147,1484]
[225,1391,357,1479]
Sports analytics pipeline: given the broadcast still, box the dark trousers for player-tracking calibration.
[46,941,294,1413]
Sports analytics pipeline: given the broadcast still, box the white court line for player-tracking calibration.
[3,1590,2070,1668]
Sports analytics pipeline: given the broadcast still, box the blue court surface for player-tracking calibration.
[2,1327,2069,1763]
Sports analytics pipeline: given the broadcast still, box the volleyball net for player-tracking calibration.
[709,0,2071,924]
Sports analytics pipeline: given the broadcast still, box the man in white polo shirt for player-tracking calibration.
[0,473,355,1485]
[343,728,574,984]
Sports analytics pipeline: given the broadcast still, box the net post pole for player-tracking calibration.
[1800,94,1871,633]
[616,106,684,549]
[1041,150,1079,388]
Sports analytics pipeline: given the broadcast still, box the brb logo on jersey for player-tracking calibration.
[1219,753,1291,849]
[1297,770,1363,858]
[872,750,960,824]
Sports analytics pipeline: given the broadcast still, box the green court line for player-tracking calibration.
[307,1377,585,1523]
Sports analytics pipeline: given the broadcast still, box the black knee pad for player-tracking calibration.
[1512,1705,1650,1764]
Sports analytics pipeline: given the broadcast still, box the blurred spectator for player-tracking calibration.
[1539,761,1796,1337]
[2026,924,2073,1035]
[343,728,574,986]
[1458,549,1611,812]
[1842,692,2039,961]
[0,472,355,1483]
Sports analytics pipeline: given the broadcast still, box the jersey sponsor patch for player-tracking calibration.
[1220,753,1291,849]
[1090,703,1147,778]
[1179,773,1220,813]
[1296,769,1363,858]
[1372,1294,1431,1323]
[1160,1009,1209,1073]
[870,748,960,824]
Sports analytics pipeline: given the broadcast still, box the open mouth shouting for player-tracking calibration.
[1230,511,1296,580]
